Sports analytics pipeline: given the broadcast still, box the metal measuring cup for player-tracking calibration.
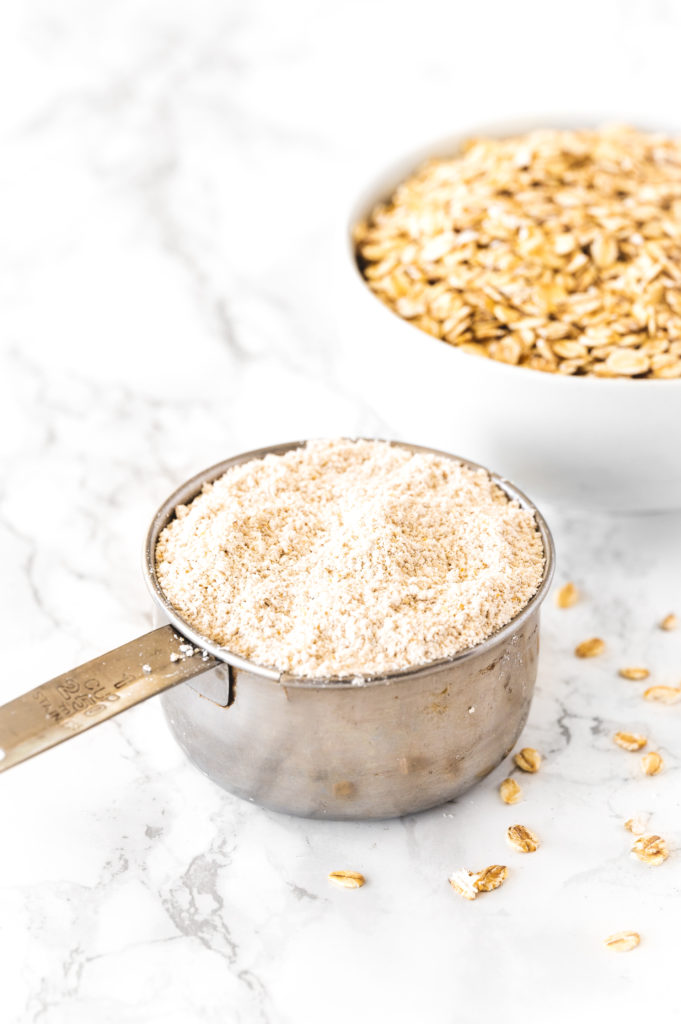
[0,441,555,819]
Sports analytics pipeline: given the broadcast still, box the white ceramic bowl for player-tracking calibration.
[337,120,681,511]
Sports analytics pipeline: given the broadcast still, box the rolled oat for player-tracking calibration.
[499,777,523,804]
[328,871,365,889]
[641,751,663,775]
[604,931,640,952]
[513,748,542,773]
[643,685,681,704]
[575,637,605,658]
[555,582,579,608]
[613,732,647,752]
[631,834,668,865]
[506,824,539,853]
[618,667,650,681]
[448,865,508,899]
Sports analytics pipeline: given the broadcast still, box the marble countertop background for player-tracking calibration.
[1,1,681,1021]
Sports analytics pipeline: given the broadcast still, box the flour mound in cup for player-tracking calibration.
[154,439,544,679]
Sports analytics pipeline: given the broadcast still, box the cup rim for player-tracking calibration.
[343,117,681,390]
[142,439,556,689]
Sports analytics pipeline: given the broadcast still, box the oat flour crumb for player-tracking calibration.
[155,439,544,679]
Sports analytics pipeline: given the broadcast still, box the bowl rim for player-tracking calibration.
[142,439,555,689]
[343,117,681,390]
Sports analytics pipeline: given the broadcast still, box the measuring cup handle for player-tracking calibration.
[0,625,217,772]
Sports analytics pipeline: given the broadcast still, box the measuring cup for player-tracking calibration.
[0,441,555,819]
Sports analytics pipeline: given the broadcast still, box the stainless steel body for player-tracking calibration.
[158,609,541,819]
[0,439,554,821]
[145,441,555,820]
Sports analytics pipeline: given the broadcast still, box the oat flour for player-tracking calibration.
[155,439,544,679]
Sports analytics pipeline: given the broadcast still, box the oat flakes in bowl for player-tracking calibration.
[355,126,681,379]
[339,120,681,510]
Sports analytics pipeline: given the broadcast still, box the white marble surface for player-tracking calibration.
[2,1,681,1020]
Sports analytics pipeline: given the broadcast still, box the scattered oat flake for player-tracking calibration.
[448,869,479,900]
[328,871,365,889]
[660,613,678,631]
[555,582,579,608]
[513,747,542,773]
[506,824,539,853]
[575,637,606,658]
[604,931,640,952]
[631,834,668,865]
[613,731,647,752]
[624,815,650,835]
[618,666,650,681]
[142,664,152,673]
[474,865,508,892]
[449,866,508,899]
[499,777,522,804]
[641,751,663,775]
[643,685,681,704]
